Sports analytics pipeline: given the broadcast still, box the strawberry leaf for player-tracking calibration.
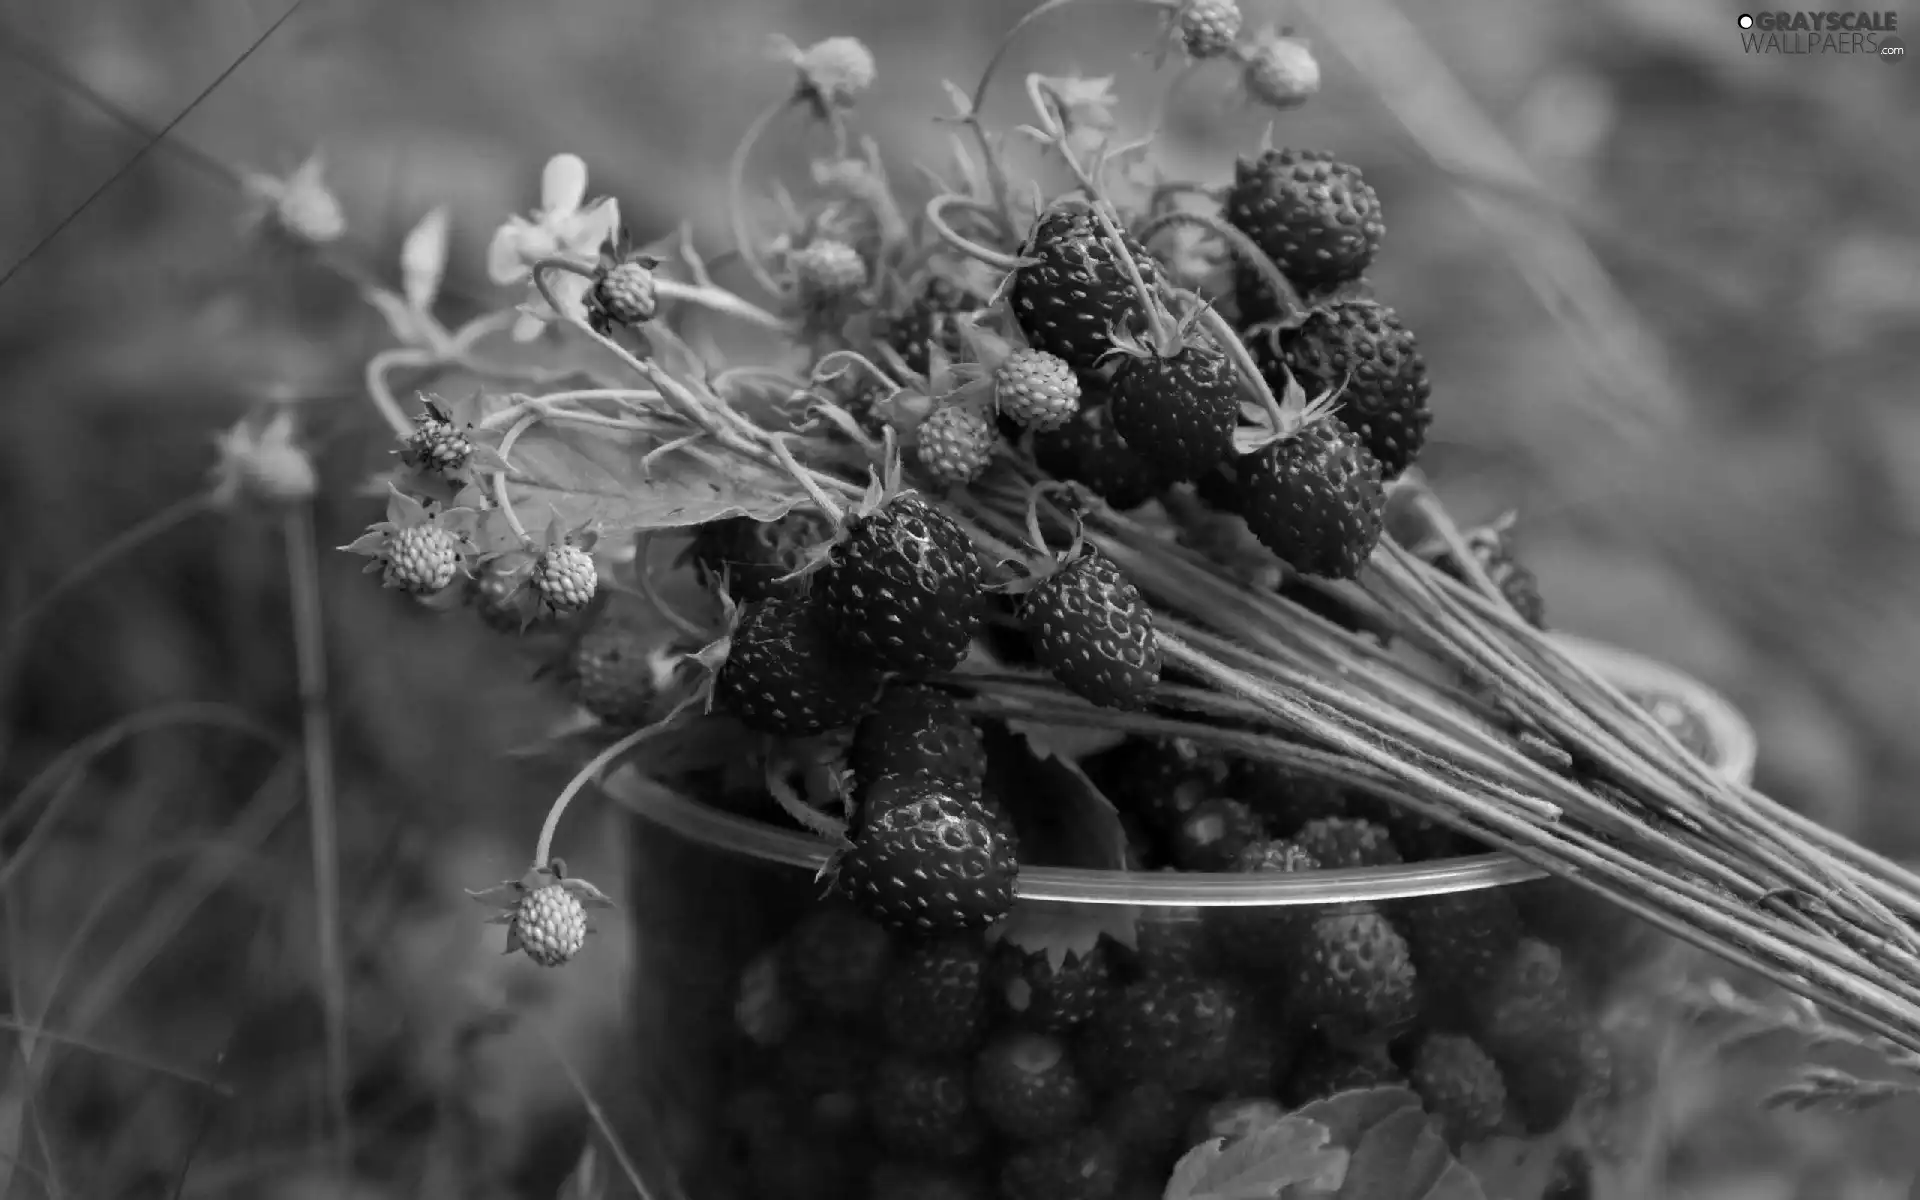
[1278,1087,1488,1200]
[1293,1087,1423,1148]
[991,902,1138,970]
[1162,1116,1344,1200]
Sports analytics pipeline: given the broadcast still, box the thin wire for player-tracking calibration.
[0,0,313,295]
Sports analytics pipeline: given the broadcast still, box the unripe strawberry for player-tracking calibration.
[995,349,1082,432]
[403,404,474,476]
[532,543,598,615]
[787,36,877,111]
[511,884,588,967]
[471,560,539,632]
[917,405,997,488]
[791,239,867,309]
[383,524,462,594]
[1240,29,1321,109]
[593,258,658,326]
[1180,0,1243,59]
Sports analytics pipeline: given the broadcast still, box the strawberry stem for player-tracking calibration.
[534,696,702,869]
[631,532,711,642]
[772,435,847,525]
[1192,304,1288,432]
[727,96,799,300]
[928,193,1023,271]
[1135,208,1303,320]
[765,756,850,842]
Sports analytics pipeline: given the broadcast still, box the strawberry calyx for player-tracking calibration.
[1230,349,1346,456]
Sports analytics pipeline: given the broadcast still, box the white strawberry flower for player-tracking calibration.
[486,153,621,341]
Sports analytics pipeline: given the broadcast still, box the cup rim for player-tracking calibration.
[614,635,1757,907]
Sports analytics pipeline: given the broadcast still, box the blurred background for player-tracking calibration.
[0,0,1917,1195]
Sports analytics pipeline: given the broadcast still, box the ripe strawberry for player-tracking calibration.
[851,685,987,795]
[817,494,983,672]
[1436,517,1546,629]
[973,1032,1093,1141]
[1168,797,1268,873]
[1211,839,1319,975]
[531,542,598,616]
[1352,795,1472,861]
[401,401,473,477]
[714,595,884,735]
[1236,420,1386,580]
[870,1163,993,1200]
[1031,402,1170,511]
[996,348,1082,432]
[791,238,868,309]
[1474,938,1601,1134]
[509,884,588,967]
[689,511,829,603]
[870,1055,989,1162]
[884,277,981,378]
[1252,300,1432,478]
[786,906,894,1019]
[382,524,462,595]
[1281,1040,1405,1107]
[1395,888,1522,1015]
[1083,976,1238,1091]
[469,558,538,632]
[591,256,659,327]
[836,779,1019,935]
[1225,149,1384,292]
[1107,333,1242,482]
[566,612,661,726]
[999,1128,1122,1200]
[1289,907,1421,1041]
[1292,816,1402,869]
[879,937,992,1057]
[916,405,998,488]
[1178,0,1243,58]
[1088,737,1234,837]
[1012,206,1164,371]
[1018,546,1160,710]
[1227,759,1351,835]
[991,933,1115,1036]
[1408,1033,1508,1147]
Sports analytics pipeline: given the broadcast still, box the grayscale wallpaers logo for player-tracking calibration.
[1736,11,1904,58]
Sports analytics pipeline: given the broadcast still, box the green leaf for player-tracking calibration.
[1294,1087,1423,1148]
[1163,1117,1345,1200]
[992,902,1138,971]
[1280,1088,1487,1200]
[492,413,810,540]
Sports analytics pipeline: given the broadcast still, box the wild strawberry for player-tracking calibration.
[869,1056,989,1162]
[591,255,659,328]
[870,1164,993,1200]
[1031,403,1170,511]
[1238,28,1321,111]
[1227,759,1351,835]
[1435,515,1546,629]
[1225,149,1384,292]
[990,935,1116,1035]
[1408,1033,1508,1148]
[509,884,587,967]
[1252,300,1432,478]
[1211,839,1319,975]
[1088,737,1233,837]
[1168,797,1268,873]
[884,277,981,378]
[915,405,997,489]
[817,494,984,672]
[531,542,598,616]
[688,511,829,604]
[1292,816,1402,869]
[1395,888,1522,1018]
[1474,938,1601,1134]
[1017,545,1160,710]
[470,558,539,631]
[382,523,463,595]
[1236,419,1386,580]
[1177,0,1243,58]
[778,1024,879,1117]
[786,906,894,1019]
[1280,1040,1405,1107]
[995,348,1082,432]
[565,611,665,726]
[999,1128,1122,1200]
[852,685,988,796]
[401,400,474,477]
[973,1032,1093,1141]
[1289,906,1421,1041]
[836,779,1019,935]
[880,936,992,1057]
[1012,206,1164,372]
[1124,900,1215,979]
[791,238,868,310]
[714,594,884,735]
[1107,323,1242,483]
[1083,976,1238,1091]
[1354,795,1473,861]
